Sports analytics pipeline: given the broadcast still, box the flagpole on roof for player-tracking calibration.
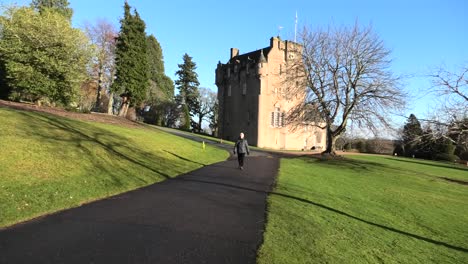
[294,11,298,42]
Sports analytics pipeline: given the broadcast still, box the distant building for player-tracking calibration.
[215,37,326,150]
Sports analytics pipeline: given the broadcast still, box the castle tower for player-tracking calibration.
[215,37,326,150]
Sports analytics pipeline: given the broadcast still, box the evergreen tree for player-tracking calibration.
[144,35,174,125]
[402,114,423,156]
[31,0,73,20]
[146,34,174,102]
[111,2,149,116]
[175,53,200,128]
[181,104,191,131]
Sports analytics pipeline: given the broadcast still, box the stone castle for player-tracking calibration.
[215,37,326,150]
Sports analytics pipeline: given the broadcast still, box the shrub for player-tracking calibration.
[355,141,367,153]
[344,143,352,150]
[393,144,404,156]
[434,153,459,162]
[458,151,468,161]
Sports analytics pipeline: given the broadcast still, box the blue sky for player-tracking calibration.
[3,0,468,125]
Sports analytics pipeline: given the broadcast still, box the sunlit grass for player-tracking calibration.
[0,108,228,228]
[258,155,468,263]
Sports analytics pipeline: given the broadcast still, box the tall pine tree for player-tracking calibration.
[111,1,149,116]
[175,53,200,129]
[146,34,174,102]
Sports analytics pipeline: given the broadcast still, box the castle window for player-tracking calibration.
[281,112,285,127]
[316,132,322,144]
[228,84,232,97]
[271,107,282,128]
[246,64,249,74]
[234,65,238,73]
[227,68,231,78]
[242,82,247,95]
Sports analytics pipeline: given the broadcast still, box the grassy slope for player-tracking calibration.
[258,155,468,263]
[0,107,228,228]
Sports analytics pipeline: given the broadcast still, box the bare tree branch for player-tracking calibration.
[286,24,405,154]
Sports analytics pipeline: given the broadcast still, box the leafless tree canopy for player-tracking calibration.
[287,24,405,153]
[430,65,468,120]
[83,19,118,113]
[424,64,468,150]
[191,87,217,133]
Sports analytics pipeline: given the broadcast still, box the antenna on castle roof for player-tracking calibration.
[277,26,284,38]
[294,11,298,43]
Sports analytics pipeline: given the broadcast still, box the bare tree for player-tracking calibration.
[431,65,468,111]
[84,19,117,114]
[192,87,217,133]
[425,64,468,152]
[287,24,405,154]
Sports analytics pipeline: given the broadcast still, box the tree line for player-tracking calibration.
[395,114,467,162]
[0,0,218,134]
[1,1,465,151]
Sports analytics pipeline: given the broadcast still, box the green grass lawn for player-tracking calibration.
[258,155,468,263]
[0,107,228,228]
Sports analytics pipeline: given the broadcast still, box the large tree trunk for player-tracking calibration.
[323,126,337,155]
[198,115,203,133]
[107,92,114,115]
[118,95,130,117]
[118,102,129,117]
[95,69,103,112]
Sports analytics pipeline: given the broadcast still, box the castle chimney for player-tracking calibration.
[270,36,280,48]
[230,48,239,59]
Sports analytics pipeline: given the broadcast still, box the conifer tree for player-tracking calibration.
[146,34,174,102]
[175,53,200,129]
[111,1,149,116]
[402,114,423,156]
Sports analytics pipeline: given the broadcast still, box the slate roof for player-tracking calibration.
[228,46,271,64]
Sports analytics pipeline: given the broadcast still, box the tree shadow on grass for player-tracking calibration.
[174,177,468,254]
[14,111,176,183]
[300,156,397,174]
[384,157,468,173]
[164,150,207,167]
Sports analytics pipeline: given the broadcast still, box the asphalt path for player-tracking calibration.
[0,150,279,263]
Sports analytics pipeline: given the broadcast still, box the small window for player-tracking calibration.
[246,64,249,74]
[227,68,231,78]
[271,107,282,128]
[274,112,280,127]
[242,82,247,95]
[234,65,238,73]
[228,84,232,97]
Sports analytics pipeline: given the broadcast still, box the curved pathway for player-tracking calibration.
[0,153,279,264]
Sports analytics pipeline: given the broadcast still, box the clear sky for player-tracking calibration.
[3,0,468,125]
